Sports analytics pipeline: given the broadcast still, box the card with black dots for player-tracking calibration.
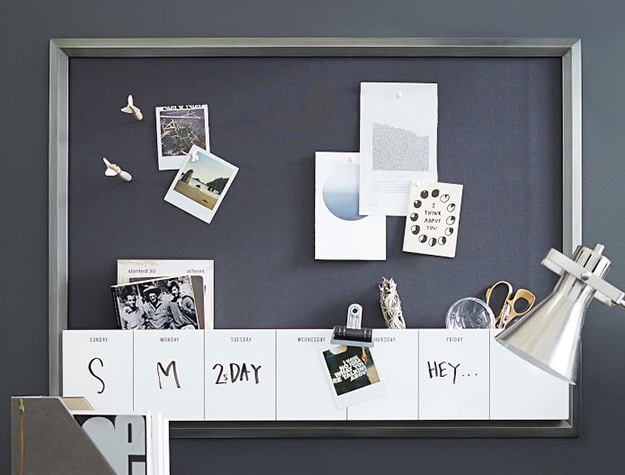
[402,181,463,258]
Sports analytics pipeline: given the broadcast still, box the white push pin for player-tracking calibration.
[120,95,143,121]
[395,91,402,99]
[189,149,200,162]
[103,158,133,182]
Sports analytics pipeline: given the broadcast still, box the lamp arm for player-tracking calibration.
[542,249,625,309]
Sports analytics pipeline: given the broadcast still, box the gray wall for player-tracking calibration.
[2,0,625,473]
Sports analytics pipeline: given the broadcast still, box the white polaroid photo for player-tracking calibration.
[156,105,210,170]
[164,145,238,224]
[321,345,385,409]
[117,259,214,329]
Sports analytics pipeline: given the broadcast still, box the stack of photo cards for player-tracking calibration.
[321,345,385,409]
[72,411,170,475]
[117,259,214,329]
[111,275,200,330]
[164,145,238,224]
[156,104,210,171]
[315,152,386,260]
[402,181,463,258]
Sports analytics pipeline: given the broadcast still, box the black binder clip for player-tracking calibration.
[331,303,373,348]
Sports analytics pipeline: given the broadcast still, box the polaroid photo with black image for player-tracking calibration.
[164,145,238,224]
[321,345,385,409]
[112,275,199,330]
[156,104,210,170]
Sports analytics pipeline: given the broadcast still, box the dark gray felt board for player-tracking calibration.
[68,56,562,331]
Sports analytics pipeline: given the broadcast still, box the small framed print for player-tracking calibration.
[321,345,385,409]
[156,104,210,170]
[164,145,238,224]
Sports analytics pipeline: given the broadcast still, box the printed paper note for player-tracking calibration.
[359,83,438,216]
[315,152,386,260]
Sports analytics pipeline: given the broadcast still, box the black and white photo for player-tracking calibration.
[156,104,210,170]
[112,275,199,330]
[117,259,214,329]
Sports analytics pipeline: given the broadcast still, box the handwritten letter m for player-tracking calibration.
[157,361,181,389]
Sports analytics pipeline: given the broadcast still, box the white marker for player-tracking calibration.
[103,158,133,182]
[120,94,143,121]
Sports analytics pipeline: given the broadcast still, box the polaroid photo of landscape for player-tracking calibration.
[156,104,210,170]
[164,145,238,224]
[321,345,385,409]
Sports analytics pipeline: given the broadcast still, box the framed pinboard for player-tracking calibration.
[49,38,582,437]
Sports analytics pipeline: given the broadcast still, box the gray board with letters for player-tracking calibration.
[52,38,580,436]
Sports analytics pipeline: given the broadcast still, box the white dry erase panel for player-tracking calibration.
[347,329,419,420]
[205,329,276,421]
[419,329,490,420]
[133,330,205,421]
[276,330,346,421]
[61,329,569,421]
[62,330,134,412]
[489,330,570,420]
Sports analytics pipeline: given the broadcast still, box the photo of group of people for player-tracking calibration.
[112,275,199,330]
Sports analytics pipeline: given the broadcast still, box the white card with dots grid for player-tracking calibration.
[402,181,463,258]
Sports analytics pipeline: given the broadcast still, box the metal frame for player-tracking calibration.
[49,37,582,437]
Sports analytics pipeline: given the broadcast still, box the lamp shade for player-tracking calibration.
[495,244,614,384]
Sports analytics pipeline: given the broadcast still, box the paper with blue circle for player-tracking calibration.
[315,152,386,260]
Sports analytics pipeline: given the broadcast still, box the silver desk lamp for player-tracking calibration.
[495,243,625,384]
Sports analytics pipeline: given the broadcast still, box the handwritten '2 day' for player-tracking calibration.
[213,363,261,385]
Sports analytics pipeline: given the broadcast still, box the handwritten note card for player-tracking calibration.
[419,329,490,420]
[62,330,134,412]
[347,330,419,420]
[205,330,276,421]
[133,330,204,420]
[276,330,346,421]
[489,330,570,420]
[403,182,463,258]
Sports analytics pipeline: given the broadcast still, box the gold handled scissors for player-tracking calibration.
[485,281,536,329]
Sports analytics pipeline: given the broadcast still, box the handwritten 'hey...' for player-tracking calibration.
[427,360,479,385]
